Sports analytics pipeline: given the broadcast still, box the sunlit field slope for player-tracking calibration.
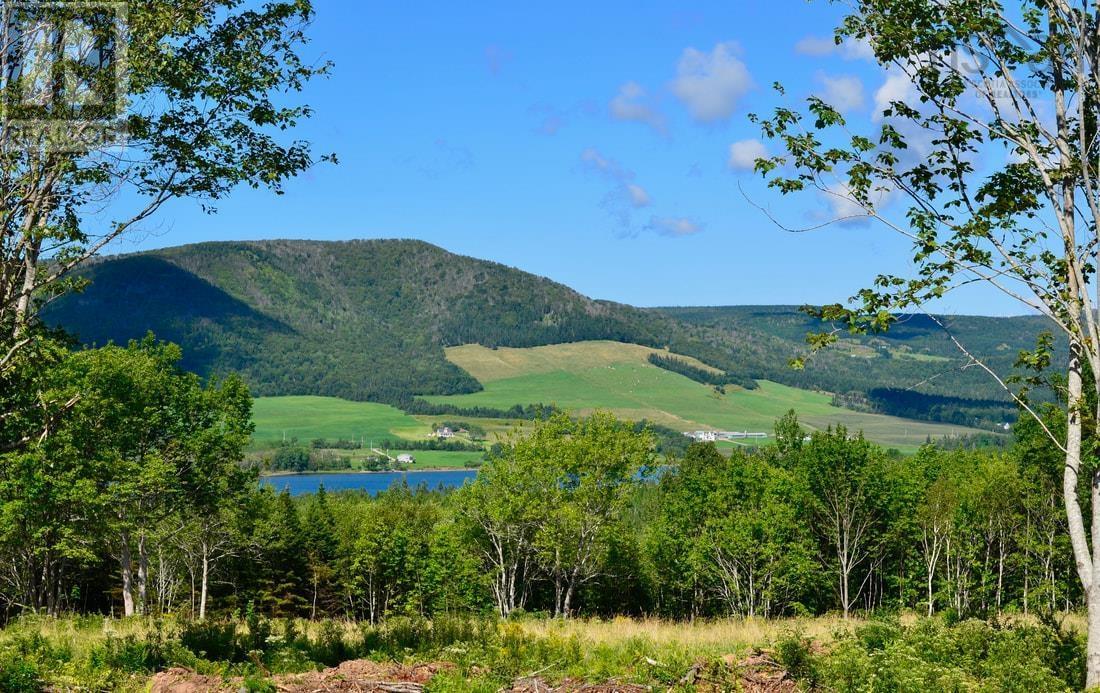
[251,396,430,448]
[424,341,991,450]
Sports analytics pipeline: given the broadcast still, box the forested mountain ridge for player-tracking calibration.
[656,305,1062,425]
[44,239,1055,424]
[43,239,758,402]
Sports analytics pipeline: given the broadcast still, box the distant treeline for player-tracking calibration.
[308,437,484,452]
[633,419,692,456]
[934,432,1013,451]
[646,354,758,390]
[397,397,560,420]
[833,388,1017,430]
[268,444,353,473]
[310,438,361,450]
[369,438,485,453]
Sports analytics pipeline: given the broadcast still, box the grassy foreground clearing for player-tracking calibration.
[0,613,1084,691]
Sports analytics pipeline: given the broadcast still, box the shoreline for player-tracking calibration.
[260,467,480,478]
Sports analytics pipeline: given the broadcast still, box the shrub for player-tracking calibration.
[90,634,179,673]
[0,657,39,693]
[807,618,1083,693]
[381,616,432,652]
[854,616,902,652]
[775,632,818,687]
[307,620,354,666]
[242,606,273,654]
[179,621,241,662]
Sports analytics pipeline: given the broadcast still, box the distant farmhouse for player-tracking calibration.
[397,453,415,464]
[433,426,455,440]
[685,430,719,442]
[683,430,768,442]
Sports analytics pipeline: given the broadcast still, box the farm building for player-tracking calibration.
[718,431,768,440]
[396,453,415,464]
[683,430,719,442]
[683,430,768,442]
[434,426,455,439]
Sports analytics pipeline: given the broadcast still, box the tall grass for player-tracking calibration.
[518,614,853,652]
[0,612,1085,691]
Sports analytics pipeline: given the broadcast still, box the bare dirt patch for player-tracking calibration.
[730,651,799,692]
[150,652,798,692]
[149,660,454,692]
[507,680,650,692]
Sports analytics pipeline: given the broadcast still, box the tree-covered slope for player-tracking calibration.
[44,240,1056,425]
[656,305,1061,425]
[43,239,755,402]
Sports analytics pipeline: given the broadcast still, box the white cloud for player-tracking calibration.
[870,67,937,167]
[823,182,870,222]
[580,148,653,228]
[818,180,896,227]
[795,35,875,61]
[873,69,918,119]
[816,73,865,113]
[580,149,709,236]
[626,183,651,207]
[795,36,837,56]
[728,138,767,171]
[671,42,753,123]
[609,81,666,132]
[580,147,632,181]
[647,216,703,237]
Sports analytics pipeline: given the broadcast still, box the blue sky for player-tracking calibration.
[114,0,1021,315]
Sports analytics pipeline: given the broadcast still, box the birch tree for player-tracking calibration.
[53,337,252,616]
[528,413,654,618]
[918,475,957,616]
[753,0,1100,683]
[797,427,888,618]
[455,438,549,617]
[701,455,814,618]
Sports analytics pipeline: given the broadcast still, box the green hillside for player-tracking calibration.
[426,342,989,451]
[656,305,1059,427]
[657,305,1057,399]
[43,239,755,403]
[41,240,1054,432]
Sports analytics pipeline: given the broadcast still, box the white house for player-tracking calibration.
[683,430,718,442]
[397,453,415,464]
[434,426,455,440]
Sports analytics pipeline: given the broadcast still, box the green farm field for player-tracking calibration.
[250,342,994,454]
[366,450,483,468]
[425,342,992,451]
[251,398,486,469]
[325,449,484,469]
[251,396,430,448]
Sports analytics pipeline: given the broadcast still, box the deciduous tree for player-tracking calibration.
[754,0,1100,681]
